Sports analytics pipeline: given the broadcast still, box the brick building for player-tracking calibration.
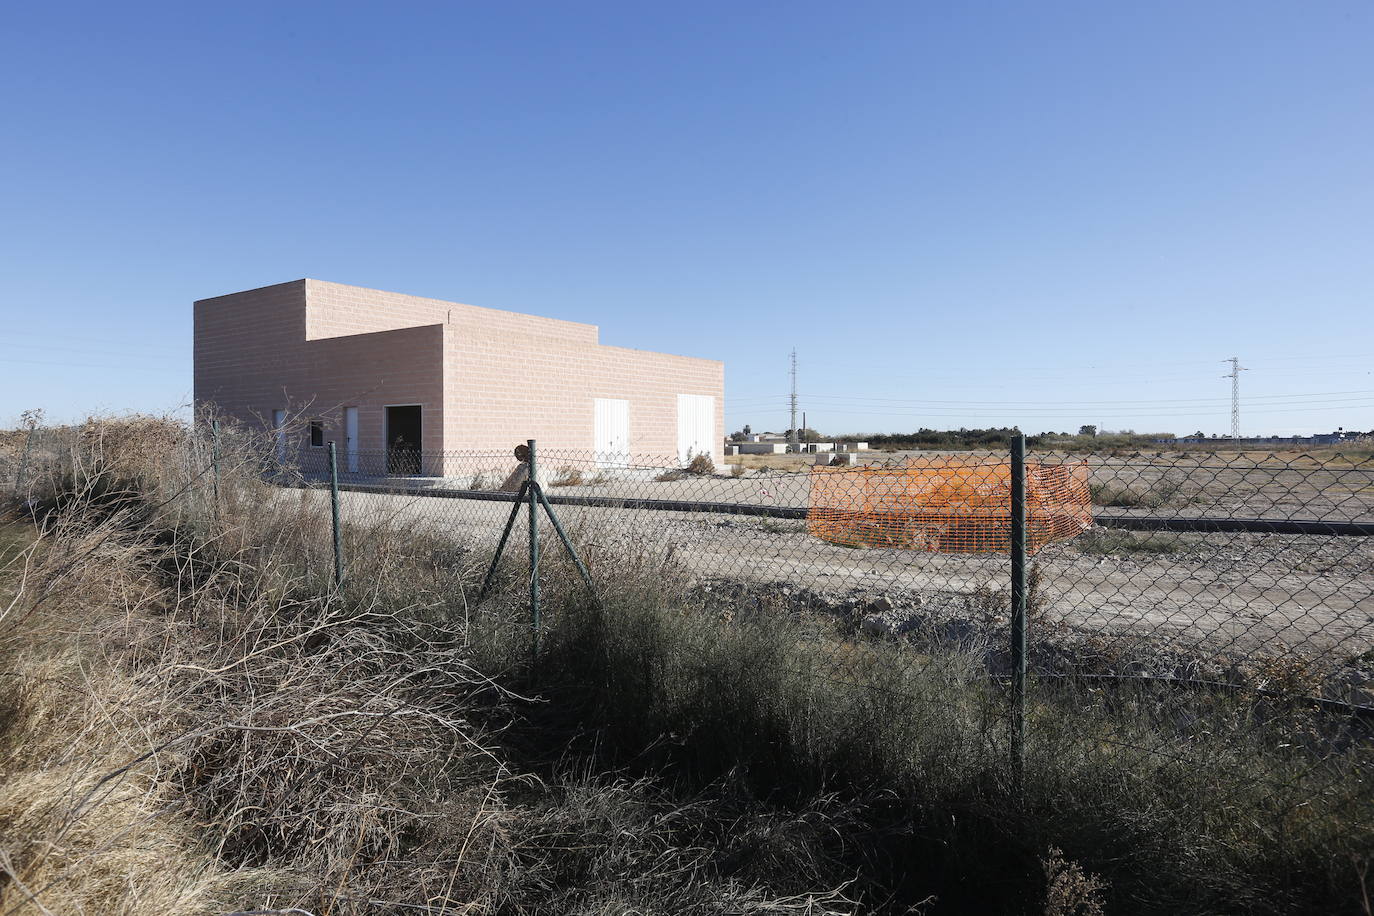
[193,279,724,473]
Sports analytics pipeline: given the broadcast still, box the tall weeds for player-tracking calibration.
[0,416,855,915]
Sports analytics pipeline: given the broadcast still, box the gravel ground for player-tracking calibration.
[298,470,1374,666]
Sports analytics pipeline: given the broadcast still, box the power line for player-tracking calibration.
[726,399,1374,421]
[797,390,1374,407]
[851,354,1368,376]
[728,402,1374,420]
[0,356,185,372]
[3,340,178,359]
[767,403,1374,419]
[844,362,1371,387]
[728,389,1374,408]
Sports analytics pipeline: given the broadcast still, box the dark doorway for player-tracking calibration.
[385,405,422,475]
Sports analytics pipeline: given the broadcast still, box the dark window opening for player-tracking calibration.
[310,420,324,448]
[385,406,422,475]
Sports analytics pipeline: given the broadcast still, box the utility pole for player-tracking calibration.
[789,349,799,452]
[1223,357,1246,438]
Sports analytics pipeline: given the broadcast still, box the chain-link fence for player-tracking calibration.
[272,439,1374,812]
[16,427,1372,715]
[286,443,1372,659]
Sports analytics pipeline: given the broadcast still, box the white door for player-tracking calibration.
[272,409,287,463]
[593,398,629,468]
[344,407,359,473]
[676,394,714,465]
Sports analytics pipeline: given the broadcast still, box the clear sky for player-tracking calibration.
[2,1,1371,437]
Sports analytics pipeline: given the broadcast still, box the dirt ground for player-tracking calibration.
[506,449,1374,521]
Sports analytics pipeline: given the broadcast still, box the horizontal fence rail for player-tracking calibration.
[328,480,1374,536]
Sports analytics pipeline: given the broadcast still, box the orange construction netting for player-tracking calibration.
[808,455,1093,553]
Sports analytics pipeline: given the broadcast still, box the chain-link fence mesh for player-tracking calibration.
[286,441,1373,716]
[318,442,1369,827]
[284,444,1374,657]
[1020,449,1374,848]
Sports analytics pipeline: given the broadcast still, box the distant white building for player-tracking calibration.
[727,435,869,455]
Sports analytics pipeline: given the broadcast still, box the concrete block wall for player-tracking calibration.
[194,280,445,457]
[195,281,306,433]
[443,326,724,466]
[195,279,725,473]
[305,278,599,346]
[304,324,446,455]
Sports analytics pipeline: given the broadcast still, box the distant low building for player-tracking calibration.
[728,437,869,455]
[1164,432,1368,447]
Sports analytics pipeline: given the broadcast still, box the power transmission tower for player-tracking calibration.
[789,349,799,452]
[1223,357,1247,438]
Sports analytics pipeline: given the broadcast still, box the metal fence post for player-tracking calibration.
[1009,433,1028,792]
[534,484,601,604]
[527,438,541,653]
[329,441,344,590]
[478,480,530,601]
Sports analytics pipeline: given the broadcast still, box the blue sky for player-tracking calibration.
[2,1,1371,437]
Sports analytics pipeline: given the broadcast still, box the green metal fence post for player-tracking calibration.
[527,438,541,653]
[1009,432,1028,794]
[534,484,601,604]
[329,441,344,590]
[478,480,530,601]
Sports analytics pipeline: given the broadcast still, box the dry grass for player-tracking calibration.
[725,454,817,473]
[0,429,517,913]
[550,466,584,487]
[1074,529,1187,555]
[1042,847,1108,916]
[1088,477,1188,509]
[0,415,860,915]
[686,453,715,476]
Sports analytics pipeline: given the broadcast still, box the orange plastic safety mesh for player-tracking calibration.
[808,456,1092,553]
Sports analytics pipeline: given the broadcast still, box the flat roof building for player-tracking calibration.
[194,279,724,473]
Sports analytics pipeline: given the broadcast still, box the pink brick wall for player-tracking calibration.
[305,278,599,346]
[194,280,445,457]
[443,327,723,463]
[194,279,725,470]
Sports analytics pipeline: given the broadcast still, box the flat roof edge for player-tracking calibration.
[194,278,306,307]
[303,278,600,333]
